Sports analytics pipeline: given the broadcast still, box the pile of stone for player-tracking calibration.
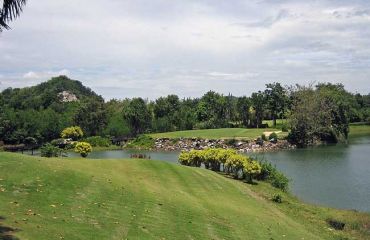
[154,138,295,152]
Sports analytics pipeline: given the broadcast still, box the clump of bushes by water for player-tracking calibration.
[40,143,64,157]
[179,149,261,183]
[269,132,278,141]
[126,135,155,149]
[226,138,237,146]
[74,142,92,158]
[255,161,290,191]
[82,136,111,147]
[261,134,267,141]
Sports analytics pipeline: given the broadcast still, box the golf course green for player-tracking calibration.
[0,152,369,239]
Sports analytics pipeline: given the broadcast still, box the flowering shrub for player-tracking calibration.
[179,148,261,182]
[74,142,92,158]
[61,126,84,140]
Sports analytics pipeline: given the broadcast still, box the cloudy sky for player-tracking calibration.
[1,0,370,99]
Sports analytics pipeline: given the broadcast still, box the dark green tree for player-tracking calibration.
[123,98,151,136]
[264,82,288,127]
[74,99,107,136]
[251,91,266,128]
[236,96,251,127]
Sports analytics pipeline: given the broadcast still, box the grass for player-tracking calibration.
[262,119,289,129]
[349,124,370,137]
[149,128,286,140]
[0,153,369,239]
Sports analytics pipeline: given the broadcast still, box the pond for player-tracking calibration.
[68,136,370,212]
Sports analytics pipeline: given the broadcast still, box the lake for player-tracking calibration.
[68,136,370,212]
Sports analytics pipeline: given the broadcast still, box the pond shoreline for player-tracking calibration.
[151,138,296,152]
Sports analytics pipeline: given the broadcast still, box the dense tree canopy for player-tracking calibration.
[0,76,369,146]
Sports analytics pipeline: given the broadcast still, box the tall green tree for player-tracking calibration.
[251,91,266,128]
[288,84,351,147]
[264,82,288,127]
[74,99,107,136]
[123,98,151,136]
[236,96,251,127]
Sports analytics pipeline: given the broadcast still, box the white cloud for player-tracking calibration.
[0,0,369,98]
[23,69,70,80]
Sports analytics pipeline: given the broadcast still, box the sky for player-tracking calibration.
[1,0,370,99]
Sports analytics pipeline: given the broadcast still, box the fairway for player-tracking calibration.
[0,153,369,240]
[149,128,286,139]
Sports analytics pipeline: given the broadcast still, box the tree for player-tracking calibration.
[61,126,84,140]
[123,98,151,136]
[236,96,251,127]
[264,83,288,127]
[74,99,107,136]
[0,0,27,31]
[251,91,266,128]
[288,84,350,147]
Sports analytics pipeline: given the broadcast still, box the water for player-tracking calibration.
[68,136,370,212]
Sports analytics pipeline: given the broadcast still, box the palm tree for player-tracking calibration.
[0,0,27,31]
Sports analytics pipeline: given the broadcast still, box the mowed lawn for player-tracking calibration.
[0,153,369,239]
[149,128,286,139]
[349,124,370,137]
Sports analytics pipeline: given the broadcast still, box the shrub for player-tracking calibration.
[272,194,282,203]
[40,143,62,157]
[126,135,155,149]
[83,136,110,147]
[61,126,84,140]
[256,137,264,146]
[327,218,345,230]
[226,138,237,146]
[269,132,278,141]
[261,134,267,141]
[243,160,262,183]
[74,142,92,158]
[256,161,274,180]
[270,171,289,191]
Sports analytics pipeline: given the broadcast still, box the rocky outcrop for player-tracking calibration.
[58,91,78,102]
[153,138,295,152]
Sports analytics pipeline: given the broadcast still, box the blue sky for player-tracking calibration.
[1,0,370,99]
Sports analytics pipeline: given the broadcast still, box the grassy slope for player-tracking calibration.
[148,124,370,140]
[0,153,369,240]
[149,128,286,140]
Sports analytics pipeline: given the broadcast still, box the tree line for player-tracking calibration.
[0,76,369,147]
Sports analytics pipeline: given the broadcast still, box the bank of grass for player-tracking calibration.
[149,128,286,140]
[0,153,369,240]
[349,124,370,137]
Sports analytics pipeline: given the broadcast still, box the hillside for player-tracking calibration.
[0,153,368,240]
[0,75,102,110]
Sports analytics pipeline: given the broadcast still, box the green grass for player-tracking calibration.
[262,119,289,129]
[149,128,286,140]
[349,124,370,137]
[0,153,369,239]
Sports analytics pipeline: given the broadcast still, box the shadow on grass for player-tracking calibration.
[217,172,259,185]
[0,216,19,240]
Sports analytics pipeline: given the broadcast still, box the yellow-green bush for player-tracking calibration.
[61,126,84,140]
[74,142,92,158]
[179,148,261,182]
